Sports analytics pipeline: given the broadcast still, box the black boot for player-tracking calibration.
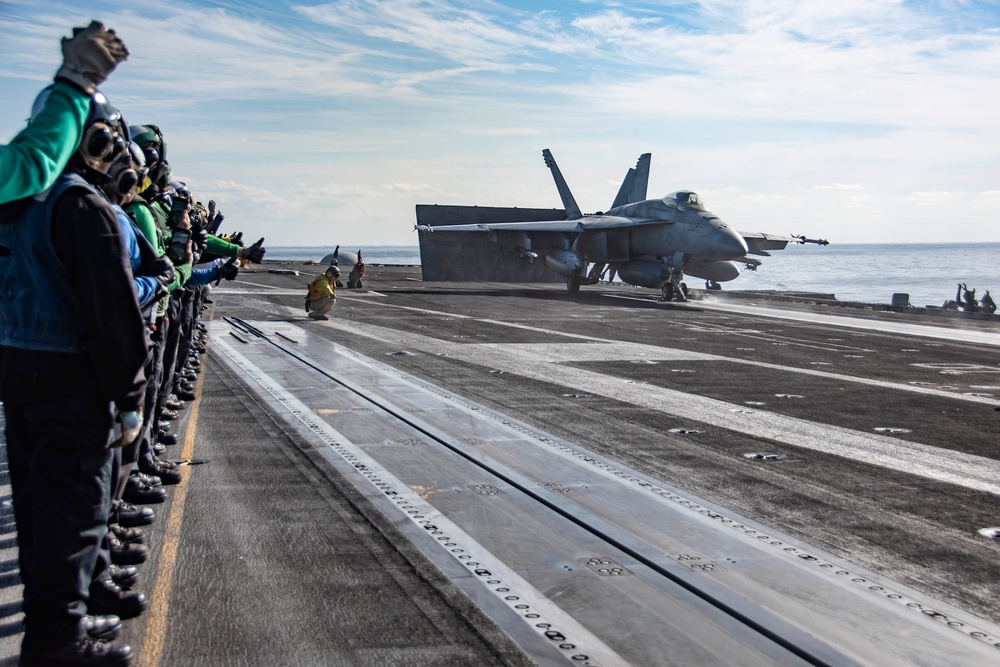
[109,531,149,566]
[131,471,161,487]
[157,430,178,446]
[83,614,122,641]
[89,578,148,620]
[116,501,154,527]
[138,457,181,485]
[122,476,167,505]
[20,637,133,666]
[109,523,144,545]
[110,564,139,589]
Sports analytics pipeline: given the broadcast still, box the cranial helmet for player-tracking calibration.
[130,124,166,163]
[127,140,146,172]
[130,125,169,194]
[326,266,341,277]
[79,91,130,168]
[31,87,129,169]
[30,85,56,120]
[168,180,191,204]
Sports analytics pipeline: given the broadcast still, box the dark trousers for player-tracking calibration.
[138,316,168,466]
[174,289,196,378]
[91,446,121,590]
[115,322,155,492]
[154,295,182,440]
[5,393,113,651]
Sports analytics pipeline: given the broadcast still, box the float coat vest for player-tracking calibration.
[0,172,92,352]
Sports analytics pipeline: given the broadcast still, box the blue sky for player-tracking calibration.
[3,0,1000,245]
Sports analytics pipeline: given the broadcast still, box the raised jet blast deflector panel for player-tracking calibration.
[417,205,567,282]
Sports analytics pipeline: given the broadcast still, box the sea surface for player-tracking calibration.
[269,243,1000,307]
[271,245,421,266]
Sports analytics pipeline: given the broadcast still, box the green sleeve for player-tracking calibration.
[149,201,170,234]
[124,201,165,255]
[137,199,192,291]
[0,81,89,205]
[168,262,192,292]
[206,234,240,259]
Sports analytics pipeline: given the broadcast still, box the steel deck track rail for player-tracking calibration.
[212,316,1000,667]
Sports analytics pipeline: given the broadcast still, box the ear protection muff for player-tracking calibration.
[140,144,159,165]
[82,123,114,160]
[109,140,147,197]
[116,168,139,195]
[81,122,126,164]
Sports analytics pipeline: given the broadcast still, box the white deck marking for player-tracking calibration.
[319,316,1000,497]
[336,297,1000,407]
[213,337,629,667]
[689,299,1000,347]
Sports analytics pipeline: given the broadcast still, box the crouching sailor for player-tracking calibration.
[305,265,339,320]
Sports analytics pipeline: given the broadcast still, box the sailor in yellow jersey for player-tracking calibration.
[305,266,339,320]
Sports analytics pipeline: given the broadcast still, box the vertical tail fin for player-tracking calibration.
[630,153,651,203]
[542,149,583,220]
[611,168,637,209]
[611,153,651,208]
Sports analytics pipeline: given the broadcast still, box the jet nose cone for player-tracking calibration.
[709,225,749,260]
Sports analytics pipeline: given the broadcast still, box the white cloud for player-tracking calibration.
[2,1,999,244]
[187,178,286,203]
[815,183,863,191]
[907,191,958,203]
[384,182,438,193]
[844,194,881,206]
[296,1,543,67]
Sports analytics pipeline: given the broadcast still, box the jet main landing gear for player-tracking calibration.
[660,282,688,302]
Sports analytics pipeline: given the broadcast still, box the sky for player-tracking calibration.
[2,0,1000,246]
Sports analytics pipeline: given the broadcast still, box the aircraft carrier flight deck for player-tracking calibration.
[2,263,999,666]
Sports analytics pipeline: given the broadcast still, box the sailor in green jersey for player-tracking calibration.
[0,22,128,204]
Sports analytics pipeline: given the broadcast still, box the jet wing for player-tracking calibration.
[418,215,660,234]
[739,231,796,256]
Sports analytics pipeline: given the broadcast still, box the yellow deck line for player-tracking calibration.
[139,327,208,666]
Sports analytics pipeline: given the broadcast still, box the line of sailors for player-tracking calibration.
[948,283,997,314]
[0,22,265,666]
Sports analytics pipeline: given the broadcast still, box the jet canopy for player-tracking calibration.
[663,191,705,211]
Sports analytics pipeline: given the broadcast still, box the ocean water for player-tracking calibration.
[737,242,1000,306]
[269,243,1000,307]
[270,245,421,266]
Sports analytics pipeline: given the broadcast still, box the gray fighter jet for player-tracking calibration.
[416,149,826,300]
